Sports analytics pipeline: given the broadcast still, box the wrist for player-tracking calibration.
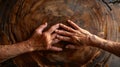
[26,39,44,51]
[25,40,35,52]
[88,34,105,47]
[88,35,100,47]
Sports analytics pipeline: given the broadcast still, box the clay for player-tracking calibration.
[0,0,119,67]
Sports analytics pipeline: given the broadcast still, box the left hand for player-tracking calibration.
[55,20,93,47]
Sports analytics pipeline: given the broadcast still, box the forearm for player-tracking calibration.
[0,40,33,63]
[89,35,120,57]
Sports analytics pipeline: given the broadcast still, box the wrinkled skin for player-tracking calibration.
[0,23,63,63]
[56,20,93,48]
[0,0,119,67]
[29,23,62,51]
[56,20,120,57]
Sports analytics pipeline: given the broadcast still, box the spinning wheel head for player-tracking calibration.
[1,0,117,66]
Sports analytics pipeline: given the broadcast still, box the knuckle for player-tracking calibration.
[40,25,45,28]
[46,45,51,50]
[57,30,60,33]
[59,36,63,39]
[35,31,41,35]
[51,26,55,29]
[35,29,39,33]
[57,35,61,38]
[75,30,79,33]
[46,47,49,50]
[52,24,59,28]
[74,32,78,36]
[43,32,48,36]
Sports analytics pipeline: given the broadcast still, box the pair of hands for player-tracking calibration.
[28,20,93,52]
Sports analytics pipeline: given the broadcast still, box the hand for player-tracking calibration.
[28,23,62,51]
[55,20,93,47]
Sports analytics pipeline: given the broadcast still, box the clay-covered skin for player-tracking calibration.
[0,0,117,67]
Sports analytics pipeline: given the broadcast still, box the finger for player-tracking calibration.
[49,46,63,51]
[65,44,76,49]
[51,33,57,39]
[55,30,73,36]
[65,44,79,49]
[56,35,71,42]
[52,39,61,44]
[59,23,75,32]
[68,20,88,33]
[36,22,47,33]
[43,33,51,49]
[47,24,59,34]
[67,20,80,30]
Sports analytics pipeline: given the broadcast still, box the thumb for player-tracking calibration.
[36,22,47,34]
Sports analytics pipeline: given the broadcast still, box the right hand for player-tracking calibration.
[28,23,62,51]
